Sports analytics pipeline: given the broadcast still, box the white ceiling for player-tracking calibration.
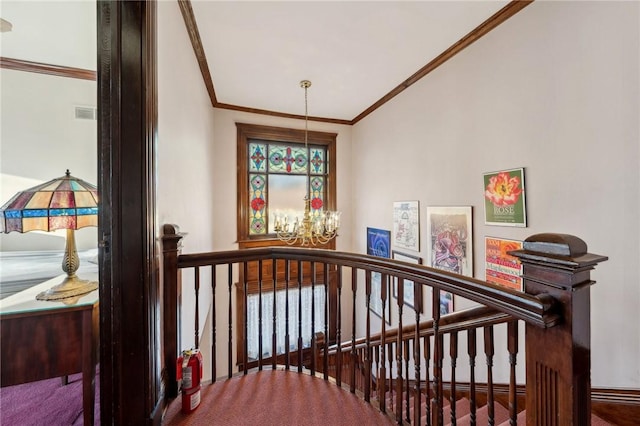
[0,1,511,122]
[0,1,96,70]
[193,1,509,121]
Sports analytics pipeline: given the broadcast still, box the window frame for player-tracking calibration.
[236,122,337,244]
[236,123,339,369]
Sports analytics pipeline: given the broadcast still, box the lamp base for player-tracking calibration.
[36,275,98,302]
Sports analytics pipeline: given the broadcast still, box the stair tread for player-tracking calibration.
[443,398,471,425]
[454,401,511,426]
[378,390,617,426]
[496,409,526,426]
[493,410,614,426]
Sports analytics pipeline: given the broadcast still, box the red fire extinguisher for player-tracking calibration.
[177,348,203,414]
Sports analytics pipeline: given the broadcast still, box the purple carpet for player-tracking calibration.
[0,370,99,425]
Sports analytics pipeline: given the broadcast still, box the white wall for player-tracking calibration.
[0,69,97,252]
[157,1,216,356]
[351,2,639,388]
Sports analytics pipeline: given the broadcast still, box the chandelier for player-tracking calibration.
[273,80,341,246]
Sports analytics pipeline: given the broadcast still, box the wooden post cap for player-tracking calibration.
[509,233,607,269]
[523,233,587,257]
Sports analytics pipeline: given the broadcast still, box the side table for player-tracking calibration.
[0,273,99,425]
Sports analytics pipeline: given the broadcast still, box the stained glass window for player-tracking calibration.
[249,143,267,172]
[249,174,267,235]
[247,139,328,235]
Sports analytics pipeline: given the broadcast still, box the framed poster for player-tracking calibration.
[392,250,422,313]
[366,227,391,323]
[439,292,454,316]
[485,237,523,291]
[483,168,527,227]
[367,227,390,258]
[393,201,420,252]
[426,206,473,315]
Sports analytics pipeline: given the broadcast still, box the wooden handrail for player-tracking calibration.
[176,247,558,328]
[325,305,509,354]
[162,226,608,424]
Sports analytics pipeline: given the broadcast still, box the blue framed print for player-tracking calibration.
[367,227,390,258]
[366,227,391,323]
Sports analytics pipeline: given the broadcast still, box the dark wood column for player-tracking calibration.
[98,1,159,424]
[511,234,607,425]
[161,224,185,400]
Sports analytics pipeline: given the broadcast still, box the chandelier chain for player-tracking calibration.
[273,80,341,246]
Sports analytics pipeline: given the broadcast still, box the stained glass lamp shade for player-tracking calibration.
[0,170,99,301]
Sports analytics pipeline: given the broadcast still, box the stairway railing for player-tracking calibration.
[315,305,518,424]
[162,225,607,425]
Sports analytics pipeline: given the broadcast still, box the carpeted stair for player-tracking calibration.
[379,392,615,425]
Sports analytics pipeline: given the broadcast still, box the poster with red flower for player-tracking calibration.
[483,168,527,227]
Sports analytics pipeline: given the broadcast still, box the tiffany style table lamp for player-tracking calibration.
[0,170,98,301]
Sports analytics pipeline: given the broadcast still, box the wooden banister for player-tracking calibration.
[177,247,560,327]
[511,233,608,425]
[161,226,607,425]
[161,224,186,399]
[323,306,507,355]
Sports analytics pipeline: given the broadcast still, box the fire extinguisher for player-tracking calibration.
[177,348,203,414]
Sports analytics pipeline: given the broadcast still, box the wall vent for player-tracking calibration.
[75,106,97,120]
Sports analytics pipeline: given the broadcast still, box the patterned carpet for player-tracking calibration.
[162,369,395,425]
[0,370,99,425]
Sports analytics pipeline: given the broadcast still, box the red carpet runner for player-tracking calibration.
[163,369,395,425]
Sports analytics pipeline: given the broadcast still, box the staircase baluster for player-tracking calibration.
[431,289,443,426]
[350,267,357,393]
[396,279,404,424]
[468,328,477,426]
[354,347,360,391]
[364,270,372,402]
[324,263,330,380]
[414,298,422,426]
[335,266,342,385]
[374,345,381,404]
[227,264,233,379]
[258,260,263,370]
[507,320,518,425]
[285,259,291,370]
[387,342,394,413]
[211,265,216,382]
[424,335,431,426]
[379,273,388,410]
[243,262,249,375]
[272,259,277,370]
[450,331,458,426]
[297,260,303,373]
[404,340,411,423]
[379,326,387,413]
[484,326,496,425]
[194,266,200,349]
[310,261,316,375]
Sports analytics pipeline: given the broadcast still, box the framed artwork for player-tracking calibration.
[367,227,390,258]
[485,237,523,291]
[366,227,391,323]
[426,206,473,315]
[439,292,454,316]
[483,168,527,227]
[392,250,422,313]
[393,201,420,252]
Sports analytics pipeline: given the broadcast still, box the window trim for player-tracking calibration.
[236,122,337,244]
[236,123,339,369]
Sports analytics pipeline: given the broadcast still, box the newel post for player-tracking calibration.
[162,224,185,399]
[510,233,607,425]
